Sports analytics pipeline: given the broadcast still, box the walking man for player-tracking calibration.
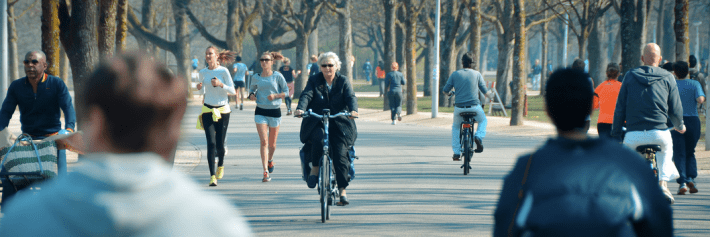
[612,43,684,204]
[531,59,542,90]
[363,59,373,82]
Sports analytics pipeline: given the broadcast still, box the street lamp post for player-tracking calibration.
[693,21,702,59]
[1,0,8,102]
[432,0,440,118]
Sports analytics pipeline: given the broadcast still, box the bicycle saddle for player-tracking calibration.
[635,145,661,153]
[460,112,477,119]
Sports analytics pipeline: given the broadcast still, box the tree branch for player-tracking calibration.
[185,7,228,49]
[126,5,175,51]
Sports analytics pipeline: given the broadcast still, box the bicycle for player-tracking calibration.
[459,112,478,175]
[297,109,356,223]
[635,144,660,179]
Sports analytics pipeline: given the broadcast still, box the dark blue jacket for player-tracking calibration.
[0,74,76,138]
[297,72,358,145]
[494,137,672,237]
[612,66,683,137]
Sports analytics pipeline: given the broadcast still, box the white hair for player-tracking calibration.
[317,52,342,72]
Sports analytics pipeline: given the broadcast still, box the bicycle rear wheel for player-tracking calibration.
[320,155,329,223]
[463,130,471,175]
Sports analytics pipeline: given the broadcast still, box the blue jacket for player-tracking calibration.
[0,74,76,138]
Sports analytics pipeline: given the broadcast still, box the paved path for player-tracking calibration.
[179,98,710,236]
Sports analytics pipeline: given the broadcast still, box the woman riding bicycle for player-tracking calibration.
[294,52,358,206]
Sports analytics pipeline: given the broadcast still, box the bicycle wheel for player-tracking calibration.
[463,130,470,175]
[320,155,329,223]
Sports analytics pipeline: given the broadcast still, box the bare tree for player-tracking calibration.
[544,0,612,59]
[615,0,650,74]
[540,10,549,96]
[99,0,119,60]
[469,0,482,71]
[675,0,689,62]
[115,0,129,52]
[402,0,425,114]
[326,0,355,83]
[7,0,37,81]
[510,0,526,125]
[186,0,261,56]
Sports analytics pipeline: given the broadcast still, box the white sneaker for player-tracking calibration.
[392,120,396,125]
[660,180,675,204]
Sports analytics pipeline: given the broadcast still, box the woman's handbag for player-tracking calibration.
[0,134,58,190]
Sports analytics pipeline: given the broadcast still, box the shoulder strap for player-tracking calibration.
[507,153,534,237]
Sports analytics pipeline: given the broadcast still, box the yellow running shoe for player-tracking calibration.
[209,175,218,186]
[216,166,225,179]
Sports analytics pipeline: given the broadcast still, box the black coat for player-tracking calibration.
[296,72,358,145]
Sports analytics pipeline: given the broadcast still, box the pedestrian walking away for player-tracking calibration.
[0,50,76,211]
[670,61,704,195]
[688,55,706,115]
[278,58,301,115]
[232,56,250,110]
[376,62,386,97]
[308,55,320,77]
[363,59,373,82]
[494,68,673,237]
[385,62,405,125]
[249,51,289,182]
[612,43,684,204]
[0,52,253,236]
[593,62,622,141]
[295,52,359,206]
[531,59,542,90]
[443,52,490,161]
[196,46,237,187]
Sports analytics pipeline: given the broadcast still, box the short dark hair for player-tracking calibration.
[462,52,475,68]
[674,61,689,79]
[661,62,674,72]
[571,59,585,71]
[236,56,242,62]
[545,68,594,131]
[79,53,187,152]
[689,55,697,68]
[606,62,620,79]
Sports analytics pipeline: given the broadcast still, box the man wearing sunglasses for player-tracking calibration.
[0,51,76,208]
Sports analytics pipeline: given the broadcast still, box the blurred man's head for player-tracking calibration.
[661,62,674,72]
[78,52,187,161]
[674,61,689,79]
[689,55,698,68]
[545,69,594,132]
[606,62,620,79]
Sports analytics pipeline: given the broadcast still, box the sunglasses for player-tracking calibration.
[259,58,272,62]
[23,59,40,65]
[321,64,335,68]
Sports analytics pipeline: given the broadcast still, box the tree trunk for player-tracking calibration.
[470,0,481,71]
[577,35,587,61]
[337,0,353,83]
[404,0,420,115]
[674,0,689,62]
[661,0,675,61]
[8,4,19,81]
[309,28,319,57]
[116,0,129,53]
[137,0,158,57]
[294,36,310,99]
[99,0,118,60]
[588,16,607,86]
[541,12,548,96]
[59,0,100,120]
[42,0,61,76]
[620,0,645,76]
[60,46,70,83]
[495,32,514,107]
[439,42,458,107]
[510,0,526,125]
[172,0,192,91]
[383,0,397,111]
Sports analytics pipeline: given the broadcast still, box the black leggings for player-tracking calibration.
[202,112,230,176]
[388,91,402,120]
[307,127,350,189]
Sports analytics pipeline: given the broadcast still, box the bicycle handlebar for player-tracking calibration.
[295,109,358,119]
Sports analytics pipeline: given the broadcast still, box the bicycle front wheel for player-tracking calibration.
[320,155,329,223]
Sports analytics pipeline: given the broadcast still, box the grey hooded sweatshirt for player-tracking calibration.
[611,65,684,137]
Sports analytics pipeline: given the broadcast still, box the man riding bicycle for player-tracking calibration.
[443,52,490,161]
[612,43,684,204]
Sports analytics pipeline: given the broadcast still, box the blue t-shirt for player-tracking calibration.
[232,62,248,82]
[309,63,320,76]
[532,65,542,75]
[676,79,705,117]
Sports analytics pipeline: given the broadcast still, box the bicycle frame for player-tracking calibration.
[459,112,477,175]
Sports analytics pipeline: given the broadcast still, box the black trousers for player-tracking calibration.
[202,112,230,176]
[306,127,350,189]
[389,91,402,120]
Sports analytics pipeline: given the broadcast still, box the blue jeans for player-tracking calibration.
[452,105,487,155]
[532,74,541,90]
[672,116,700,184]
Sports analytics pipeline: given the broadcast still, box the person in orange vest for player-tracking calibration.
[376,61,386,97]
[592,62,622,141]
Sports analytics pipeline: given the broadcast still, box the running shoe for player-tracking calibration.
[452,154,461,161]
[392,120,396,125]
[216,166,225,179]
[397,114,402,121]
[268,160,274,173]
[688,181,699,193]
[678,184,688,195]
[209,175,218,186]
[262,171,271,182]
[240,104,243,110]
